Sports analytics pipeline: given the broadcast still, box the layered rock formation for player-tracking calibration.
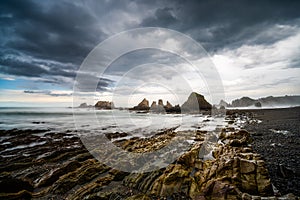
[181,92,212,113]
[95,101,114,109]
[0,118,298,199]
[122,128,275,199]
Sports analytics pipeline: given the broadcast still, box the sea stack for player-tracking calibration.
[181,92,212,113]
[78,103,92,108]
[94,101,114,109]
[150,101,157,109]
[158,99,163,106]
[165,101,173,109]
[131,98,150,110]
[150,99,165,113]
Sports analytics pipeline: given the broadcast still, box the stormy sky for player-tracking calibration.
[0,0,300,106]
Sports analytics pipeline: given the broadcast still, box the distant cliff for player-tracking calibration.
[231,97,258,107]
[230,95,300,107]
[258,95,300,107]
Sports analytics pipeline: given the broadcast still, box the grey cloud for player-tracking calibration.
[0,53,76,78]
[74,73,114,92]
[106,48,185,77]
[141,8,177,27]
[24,90,72,97]
[1,0,106,64]
[0,0,109,87]
[1,0,300,90]
[140,0,300,51]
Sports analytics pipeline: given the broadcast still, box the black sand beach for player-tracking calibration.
[243,107,300,196]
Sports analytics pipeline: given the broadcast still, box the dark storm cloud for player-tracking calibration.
[106,48,184,76]
[140,0,300,51]
[0,53,76,78]
[0,0,109,87]
[0,0,106,64]
[74,74,114,92]
[1,0,300,86]
[141,8,177,27]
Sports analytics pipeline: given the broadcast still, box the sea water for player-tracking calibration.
[0,107,227,136]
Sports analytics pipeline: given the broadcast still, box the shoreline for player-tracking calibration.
[0,107,299,199]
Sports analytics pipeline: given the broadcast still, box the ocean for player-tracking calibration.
[0,107,228,137]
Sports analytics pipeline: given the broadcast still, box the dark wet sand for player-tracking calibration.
[230,107,300,196]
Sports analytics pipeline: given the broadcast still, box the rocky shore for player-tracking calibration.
[0,109,299,199]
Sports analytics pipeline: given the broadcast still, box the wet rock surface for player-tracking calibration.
[0,109,299,199]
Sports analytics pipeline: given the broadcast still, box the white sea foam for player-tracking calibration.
[270,129,290,135]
